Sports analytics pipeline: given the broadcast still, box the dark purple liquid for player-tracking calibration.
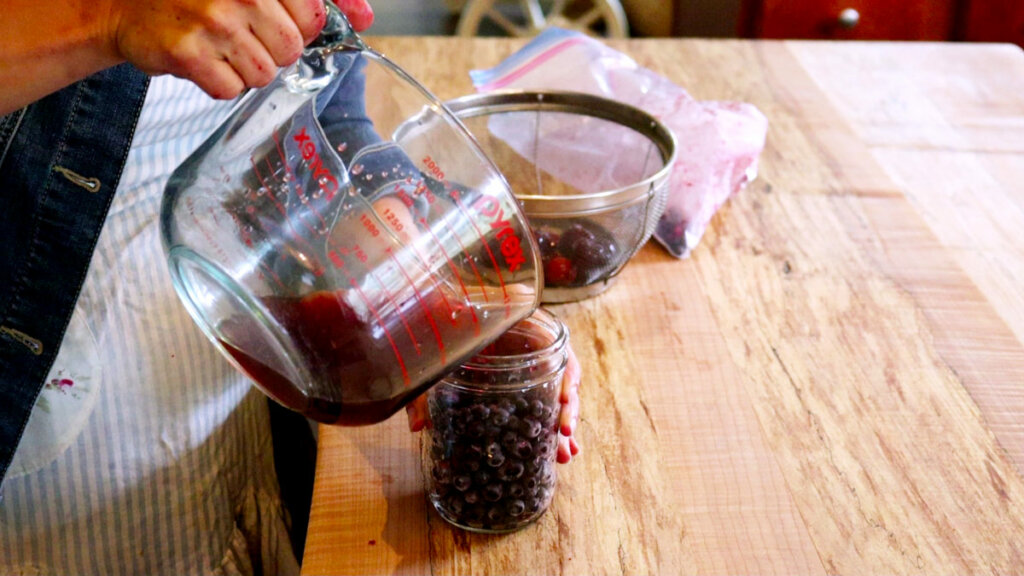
[219,288,477,425]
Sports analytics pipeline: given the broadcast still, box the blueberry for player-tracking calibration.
[543,409,558,429]
[514,397,529,415]
[521,418,543,438]
[524,476,538,492]
[453,475,472,492]
[536,441,553,459]
[524,458,542,474]
[487,506,504,523]
[473,470,491,486]
[487,450,506,468]
[465,421,484,437]
[466,504,486,523]
[445,495,465,516]
[483,483,503,502]
[470,403,491,420]
[432,463,452,485]
[507,499,526,518]
[435,388,460,409]
[529,399,546,418]
[508,483,525,499]
[491,408,510,426]
[499,461,524,481]
[513,439,534,459]
[501,430,519,451]
[464,490,480,504]
[506,414,520,431]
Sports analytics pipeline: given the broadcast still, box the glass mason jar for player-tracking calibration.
[424,308,569,533]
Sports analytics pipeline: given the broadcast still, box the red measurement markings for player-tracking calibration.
[272,130,328,231]
[347,278,411,387]
[401,235,458,326]
[250,155,327,277]
[438,211,489,303]
[322,243,412,387]
[381,206,405,234]
[369,193,457,326]
[368,265,422,356]
[450,193,512,318]
[420,217,479,335]
[327,208,422,352]
[258,263,287,291]
[359,213,381,237]
[386,247,447,365]
[235,186,289,292]
[249,155,325,276]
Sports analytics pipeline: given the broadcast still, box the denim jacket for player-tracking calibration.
[0,65,149,483]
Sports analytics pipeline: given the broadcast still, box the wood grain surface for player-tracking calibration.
[301,38,1024,575]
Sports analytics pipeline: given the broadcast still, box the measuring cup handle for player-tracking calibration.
[311,1,369,52]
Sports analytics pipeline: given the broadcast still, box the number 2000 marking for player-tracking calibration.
[422,156,445,181]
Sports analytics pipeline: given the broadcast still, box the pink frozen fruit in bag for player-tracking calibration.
[471,28,768,258]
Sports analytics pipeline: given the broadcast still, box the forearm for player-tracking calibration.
[0,0,122,115]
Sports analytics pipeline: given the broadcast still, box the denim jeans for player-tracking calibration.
[0,64,149,483]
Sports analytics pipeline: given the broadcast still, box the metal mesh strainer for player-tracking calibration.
[445,90,676,302]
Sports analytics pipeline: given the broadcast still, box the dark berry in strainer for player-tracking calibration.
[534,229,561,261]
[533,220,620,288]
[544,256,578,287]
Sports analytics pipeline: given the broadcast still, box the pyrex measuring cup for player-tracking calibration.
[160,3,541,425]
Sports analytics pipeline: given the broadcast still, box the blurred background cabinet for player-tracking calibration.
[368,0,1024,48]
[738,0,1024,46]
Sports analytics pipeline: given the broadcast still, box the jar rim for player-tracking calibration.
[437,308,569,392]
[461,307,568,370]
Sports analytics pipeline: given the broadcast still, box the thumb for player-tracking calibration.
[330,0,375,31]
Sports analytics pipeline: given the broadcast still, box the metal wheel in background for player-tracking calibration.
[453,0,629,38]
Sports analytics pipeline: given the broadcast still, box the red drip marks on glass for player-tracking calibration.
[439,212,489,303]
[386,247,447,365]
[347,278,411,387]
[420,216,480,335]
[450,193,511,318]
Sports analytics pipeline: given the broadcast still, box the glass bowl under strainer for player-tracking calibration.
[445,91,676,302]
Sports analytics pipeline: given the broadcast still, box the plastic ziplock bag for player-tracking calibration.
[471,28,768,258]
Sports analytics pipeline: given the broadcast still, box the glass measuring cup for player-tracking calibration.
[160,3,542,425]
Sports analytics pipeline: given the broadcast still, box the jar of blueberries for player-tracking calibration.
[424,308,569,533]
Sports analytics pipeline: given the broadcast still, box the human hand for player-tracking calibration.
[105,0,374,100]
[406,345,583,464]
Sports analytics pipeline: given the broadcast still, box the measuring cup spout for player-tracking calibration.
[310,1,369,53]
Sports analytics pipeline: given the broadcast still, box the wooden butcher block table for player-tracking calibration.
[301,37,1024,574]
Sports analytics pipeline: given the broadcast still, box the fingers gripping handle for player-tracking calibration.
[310,1,368,52]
